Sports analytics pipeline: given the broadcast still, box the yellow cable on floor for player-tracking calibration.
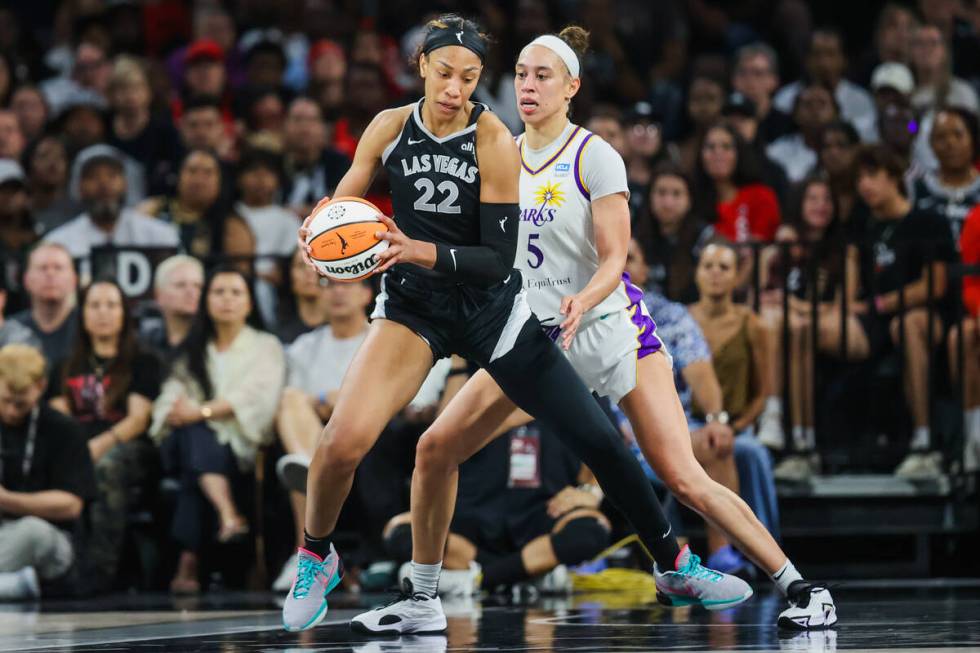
[569,534,658,593]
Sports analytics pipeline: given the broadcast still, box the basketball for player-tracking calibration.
[305,196,390,281]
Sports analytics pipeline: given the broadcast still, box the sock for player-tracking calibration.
[303,530,332,559]
[771,559,804,597]
[410,561,442,597]
[481,552,530,589]
[910,427,930,451]
[765,396,782,416]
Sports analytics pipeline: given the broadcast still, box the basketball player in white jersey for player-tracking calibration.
[353,26,837,633]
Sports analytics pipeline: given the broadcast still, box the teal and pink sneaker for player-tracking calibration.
[282,545,344,632]
[654,544,753,610]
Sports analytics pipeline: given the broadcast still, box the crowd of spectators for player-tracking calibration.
[0,0,978,598]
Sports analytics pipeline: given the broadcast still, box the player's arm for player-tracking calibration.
[374,113,520,286]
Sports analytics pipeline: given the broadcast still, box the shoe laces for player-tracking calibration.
[292,556,323,599]
[677,553,724,582]
[788,581,834,607]
[377,579,432,610]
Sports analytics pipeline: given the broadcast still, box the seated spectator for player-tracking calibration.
[0,344,96,601]
[46,146,180,264]
[0,110,25,160]
[24,135,81,235]
[869,62,915,143]
[694,122,781,243]
[276,249,331,344]
[233,147,301,285]
[383,421,610,596]
[139,255,204,360]
[149,268,285,594]
[689,240,772,440]
[585,105,629,160]
[677,74,726,174]
[307,39,347,122]
[106,56,179,195]
[0,271,40,349]
[774,29,876,142]
[818,120,864,228]
[952,206,980,471]
[732,43,793,146]
[756,177,847,475]
[622,102,675,216]
[10,243,79,369]
[0,160,37,261]
[721,92,789,203]
[633,164,711,303]
[139,149,228,258]
[40,41,111,116]
[853,4,918,87]
[851,146,955,478]
[624,242,779,571]
[910,107,980,246]
[10,85,49,143]
[50,279,162,592]
[53,90,109,158]
[178,95,235,164]
[766,83,839,183]
[281,97,351,219]
[170,40,235,131]
[273,278,450,591]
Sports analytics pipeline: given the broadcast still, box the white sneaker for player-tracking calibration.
[0,567,40,601]
[757,411,786,450]
[778,583,837,630]
[894,451,943,479]
[276,454,311,495]
[438,561,482,597]
[272,552,298,592]
[350,579,447,635]
[774,454,818,482]
[534,564,572,595]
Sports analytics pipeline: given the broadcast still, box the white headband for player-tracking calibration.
[523,35,580,78]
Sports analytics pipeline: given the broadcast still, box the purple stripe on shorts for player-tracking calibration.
[573,133,593,200]
[622,272,662,359]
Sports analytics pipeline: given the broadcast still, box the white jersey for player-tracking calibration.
[516,122,630,326]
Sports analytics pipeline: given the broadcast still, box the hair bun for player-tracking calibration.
[558,25,590,58]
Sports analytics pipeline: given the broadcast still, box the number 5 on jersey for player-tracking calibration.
[527,233,544,269]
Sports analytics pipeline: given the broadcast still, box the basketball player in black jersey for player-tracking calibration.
[282,15,748,634]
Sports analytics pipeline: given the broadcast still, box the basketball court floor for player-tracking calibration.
[2,581,979,652]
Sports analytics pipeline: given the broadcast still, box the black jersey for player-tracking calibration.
[383,100,485,278]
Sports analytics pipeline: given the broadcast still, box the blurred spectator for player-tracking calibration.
[9,86,49,143]
[276,249,330,344]
[45,146,180,262]
[0,272,40,349]
[622,102,675,216]
[757,177,846,472]
[106,57,180,196]
[0,51,11,107]
[233,147,301,283]
[41,41,112,116]
[633,165,711,303]
[952,206,980,471]
[0,344,96,601]
[585,106,629,159]
[50,280,161,592]
[10,244,78,369]
[819,121,864,228]
[307,39,347,122]
[852,145,956,479]
[690,241,772,437]
[179,96,234,163]
[281,97,351,218]
[52,89,108,158]
[0,160,36,262]
[909,24,979,116]
[332,62,392,162]
[171,40,234,130]
[774,29,876,142]
[24,135,81,235]
[150,268,285,594]
[139,150,227,258]
[694,122,781,243]
[167,6,243,95]
[140,255,205,360]
[0,110,25,160]
[766,83,839,183]
[855,4,919,87]
[678,74,726,173]
[731,43,792,146]
[721,92,789,202]
[910,107,980,246]
[241,30,288,91]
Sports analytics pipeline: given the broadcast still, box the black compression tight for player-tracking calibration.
[483,322,681,569]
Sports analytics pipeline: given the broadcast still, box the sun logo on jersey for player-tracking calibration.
[534,181,566,208]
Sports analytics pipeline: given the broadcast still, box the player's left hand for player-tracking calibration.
[374,214,416,274]
[558,294,586,350]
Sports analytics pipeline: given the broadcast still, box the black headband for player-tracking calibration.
[422,25,487,63]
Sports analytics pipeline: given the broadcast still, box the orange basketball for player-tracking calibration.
[306,197,390,281]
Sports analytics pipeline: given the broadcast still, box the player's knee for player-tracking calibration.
[550,516,610,566]
[318,420,372,472]
[415,430,455,472]
[383,521,413,563]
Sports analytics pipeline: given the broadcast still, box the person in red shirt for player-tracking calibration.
[694,122,781,243]
[950,204,980,470]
